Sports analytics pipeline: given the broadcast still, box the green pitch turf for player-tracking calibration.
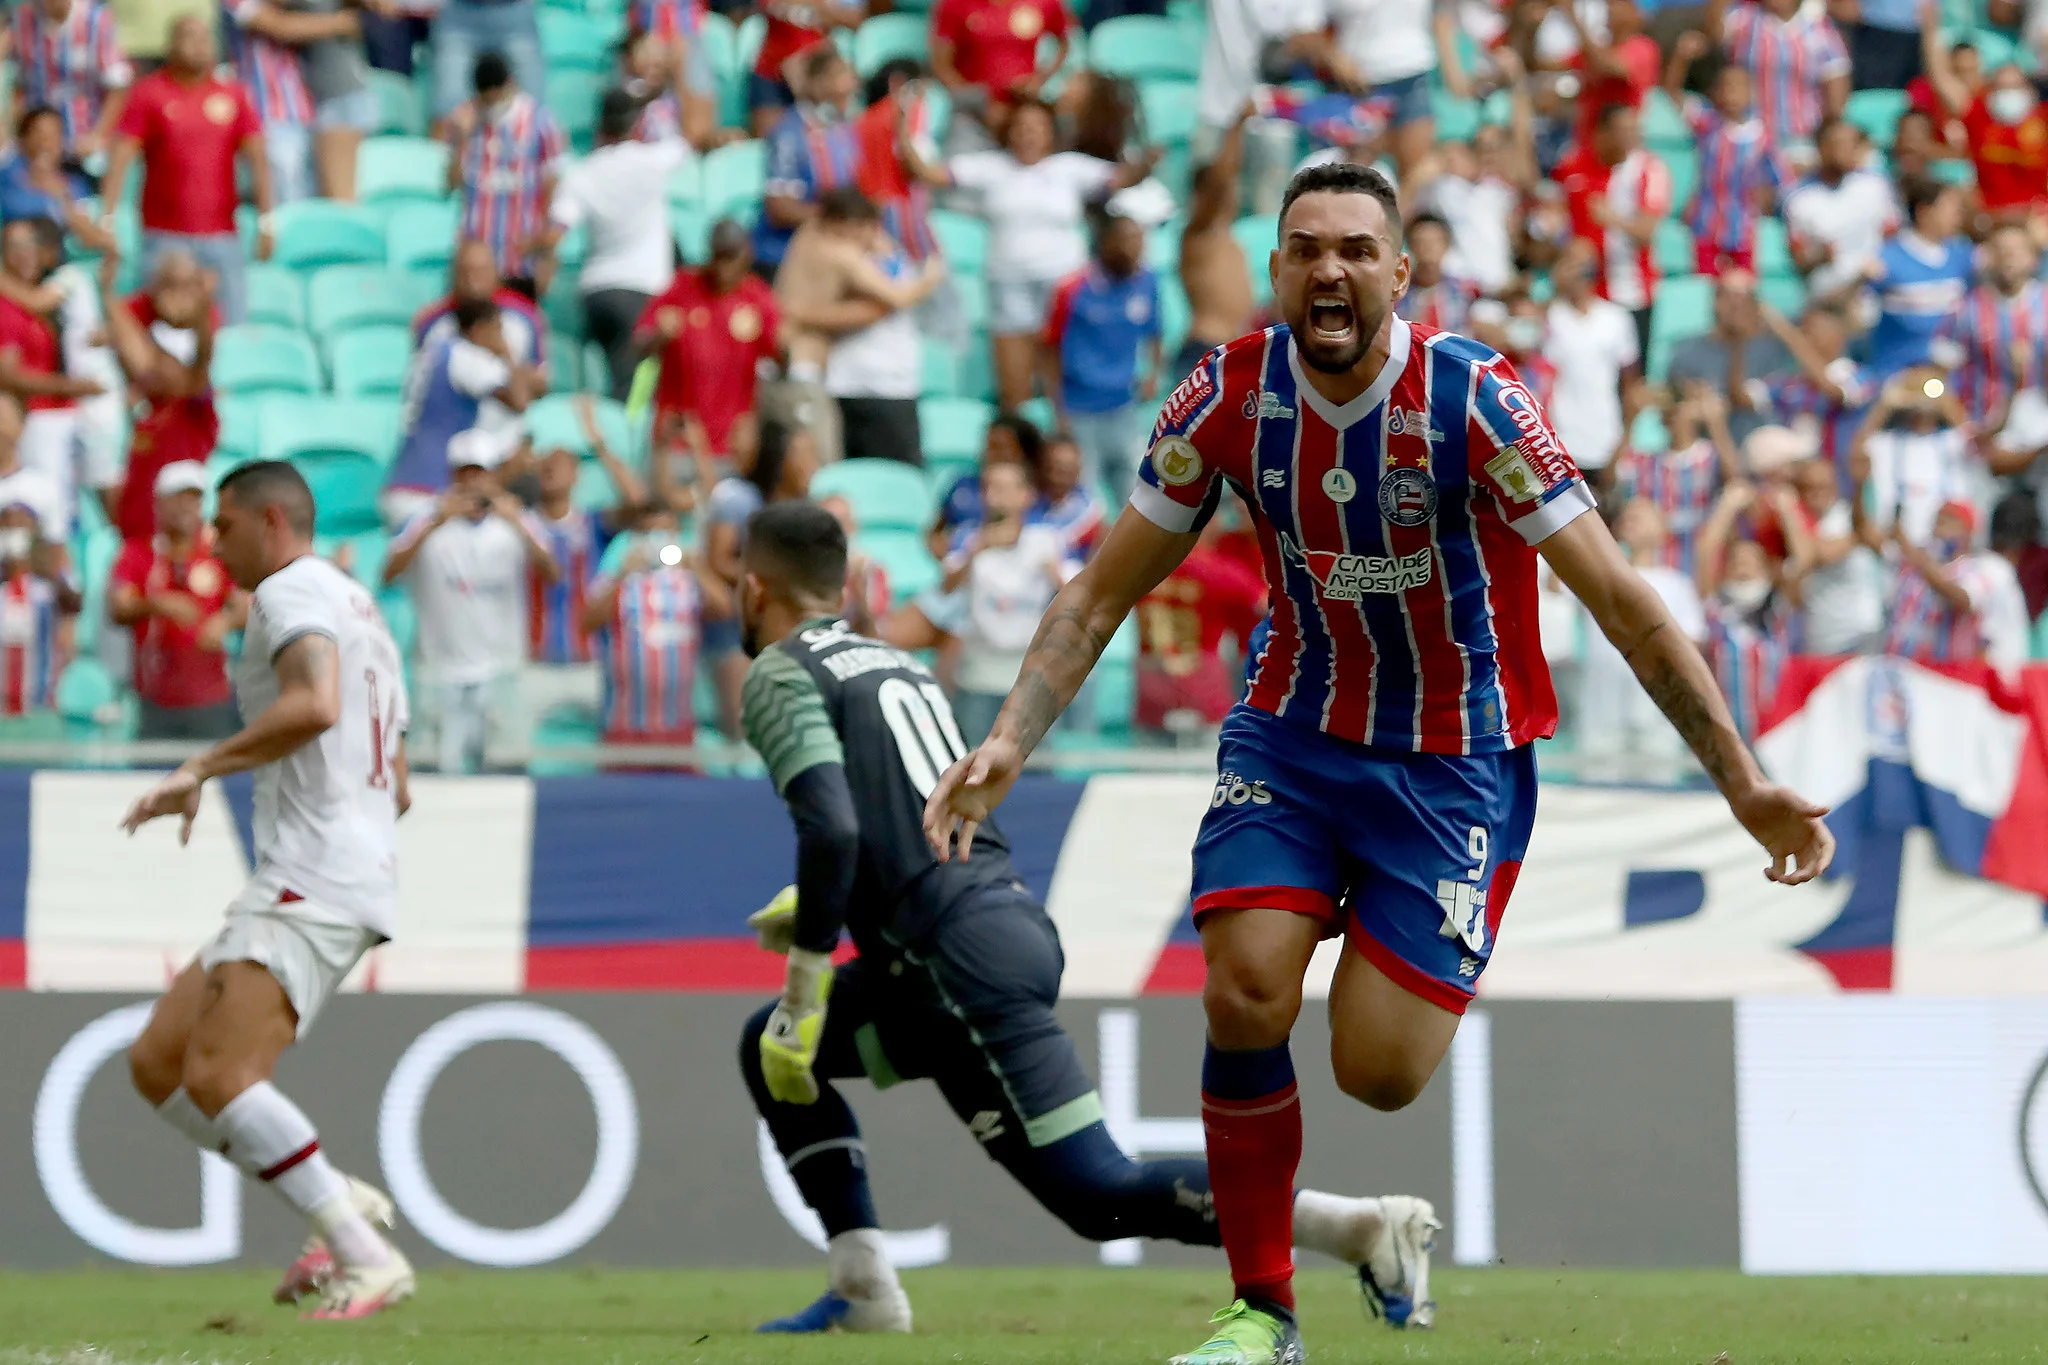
[1,1266,2041,1364]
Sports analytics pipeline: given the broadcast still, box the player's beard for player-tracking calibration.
[1292,288,1384,375]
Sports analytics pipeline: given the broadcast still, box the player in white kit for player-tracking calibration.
[122,461,416,1320]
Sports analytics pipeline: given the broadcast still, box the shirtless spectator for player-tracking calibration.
[775,188,946,464]
[1174,107,1256,387]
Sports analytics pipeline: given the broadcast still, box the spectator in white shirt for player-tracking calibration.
[1882,499,2031,669]
[910,96,1153,410]
[542,87,693,401]
[1424,82,1537,294]
[1851,365,1985,544]
[1783,118,1897,311]
[383,428,561,772]
[1579,495,1706,776]
[1544,237,1640,479]
[941,457,1077,743]
[1782,455,1884,654]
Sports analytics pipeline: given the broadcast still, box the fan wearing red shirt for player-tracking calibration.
[1563,0,1662,149]
[931,0,1071,128]
[0,219,107,542]
[1926,45,2048,221]
[108,461,246,740]
[749,0,867,136]
[633,220,782,491]
[1135,513,1267,734]
[99,14,272,325]
[94,252,218,542]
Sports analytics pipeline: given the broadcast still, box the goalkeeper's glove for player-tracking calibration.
[748,884,799,954]
[760,947,834,1104]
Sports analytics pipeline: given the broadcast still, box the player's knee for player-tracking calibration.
[1331,1053,1428,1113]
[177,1046,257,1116]
[1202,961,1302,1049]
[127,1029,183,1107]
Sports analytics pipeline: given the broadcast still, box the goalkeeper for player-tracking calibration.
[734,501,1441,1336]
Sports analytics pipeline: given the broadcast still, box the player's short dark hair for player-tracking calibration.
[1900,173,1950,224]
[473,52,511,95]
[1406,210,1451,240]
[1278,162,1401,246]
[598,86,643,141]
[219,460,316,536]
[747,500,847,601]
[452,296,499,335]
[817,186,880,224]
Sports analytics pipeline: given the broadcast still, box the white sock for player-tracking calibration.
[154,1089,227,1155]
[1292,1190,1383,1265]
[215,1081,389,1270]
[827,1228,900,1301]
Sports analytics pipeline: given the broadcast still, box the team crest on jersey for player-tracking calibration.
[1243,390,1295,421]
[1156,364,1216,435]
[1278,532,1432,601]
[1387,407,1444,441]
[1152,435,1204,486]
[1378,467,1438,526]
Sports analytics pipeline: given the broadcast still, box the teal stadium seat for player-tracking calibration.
[370,69,426,135]
[329,327,413,398]
[259,397,403,534]
[272,202,385,272]
[1089,16,1201,81]
[1757,273,1806,316]
[548,330,584,392]
[811,458,933,532]
[1158,276,1191,354]
[1647,276,1714,379]
[213,327,323,397]
[672,205,711,260]
[854,12,929,75]
[524,393,637,458]
[919,397,993,462]
[954,275,989,330]
[1231,215,1278,304]
[386,201,461,273]
[1655,219,1696,276]
[545,70,603,148]
[213,395,264,469]
[357,136,451,208]
[1664,147,1698,219]
[667,154,704,207]
[244,262,307,330]
[307,265,439,339]
[56,657,117,727]
[925,456,975,504]
[1754,216,1794,279]
[859,529,940,601]
[921,341,959,397]
[1432,91,1482,143]
[539,9,614,70]
[703,139,768,220]
[1640,90,1690,152]
[929,209,987,274]
[1140,79,1200,146]
[1845,87,1909,148]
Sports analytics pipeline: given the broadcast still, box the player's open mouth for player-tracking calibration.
[1308,293,1355,343]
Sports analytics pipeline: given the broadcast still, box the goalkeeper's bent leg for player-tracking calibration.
[1007,1119,1223,1246]
[739,1001,878,1237]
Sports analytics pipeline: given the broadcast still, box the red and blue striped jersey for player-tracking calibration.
[456,91,567,278]
[1883,557,1993,663]
[630,0,700,41]
[528,508,608,665]
[223,0,312,126]
[596,565,700,740]
[0,572,65,716]
[1396,276,1482,334]
[1614,439,1722,575]
[1684,100,1785,252]
[1706,596,1792,741]
[633,92,682,143]
[13,0,130,147]
[1762,363,1872,484]
[1132,319,1597,754]
[1942,281,2048,427]
[1720,1,1849,145]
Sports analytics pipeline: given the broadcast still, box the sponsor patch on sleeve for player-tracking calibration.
[1150,434,1205,487]
[1483,445,1547,503]
[1154,360,1218,437]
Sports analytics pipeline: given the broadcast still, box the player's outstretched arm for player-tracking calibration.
[923,510,1198,860]
[1538,513,1835,885]
[120,634,343,843]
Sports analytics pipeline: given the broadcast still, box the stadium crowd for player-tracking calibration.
[0,0,2041,776]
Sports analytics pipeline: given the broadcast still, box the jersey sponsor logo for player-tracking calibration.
[820,644,919,681]
[1387,406,1444,441]
[1279,532,1433,600]
[1493,381,1577,488]
[1256,391,1295,420]
[1157,363,1216,433]
[1151,435,1204,486]
[1483,445,1547,503]
[1378,467,1439,526]
[1322,468,1358,503]
[1261,467,1286,489]
[1209,770,1274,808]
[1437,878,1489,953]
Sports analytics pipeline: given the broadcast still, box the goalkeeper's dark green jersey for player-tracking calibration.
[742,617,1020,954]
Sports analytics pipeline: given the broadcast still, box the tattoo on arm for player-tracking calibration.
[1625,624,1743,791]
[1007,603,1116,755]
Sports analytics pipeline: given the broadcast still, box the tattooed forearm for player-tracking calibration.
[1634,650,1742,790]
[1002,599,1117,756]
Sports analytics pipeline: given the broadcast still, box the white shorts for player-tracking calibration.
[987,276,1059,336]
[200,884,383,1034]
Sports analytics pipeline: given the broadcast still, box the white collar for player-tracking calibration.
[1288,315,1411,429]
[1899,230,1948,266]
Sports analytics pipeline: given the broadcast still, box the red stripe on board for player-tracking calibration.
[258,1139,320,1182]
[524,937,857,991]
[1140,942,1207,994]
[0,940,22,988]
[1801,945,1894,992]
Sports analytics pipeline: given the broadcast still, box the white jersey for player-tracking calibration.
[234,555,408,937]
[1198,0,1323,127]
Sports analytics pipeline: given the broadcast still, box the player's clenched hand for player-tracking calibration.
[923,736,1024,862]
[1730,783,1835,885]
[760,949,834,1104]
[748,885,799,954]
[120,765,204,845]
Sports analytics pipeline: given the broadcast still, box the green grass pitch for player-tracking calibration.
[1,1266,2041,1364]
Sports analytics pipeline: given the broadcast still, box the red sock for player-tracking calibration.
[1202,1042,1302,1312]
